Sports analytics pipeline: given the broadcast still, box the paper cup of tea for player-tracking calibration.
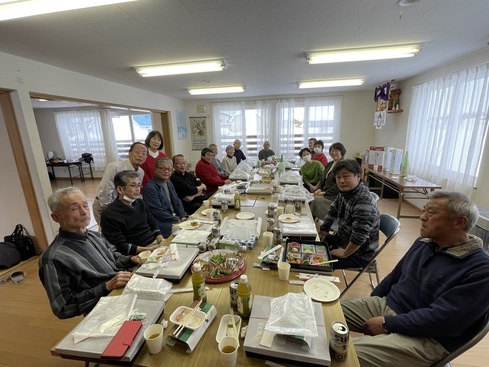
[139,250,152,264]
[262,231,274,247]
[203,200,210,208]
[218,336,239,367]
[278,262,291,281]
[143,324,164,354]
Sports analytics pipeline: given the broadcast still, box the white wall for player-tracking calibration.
[183,90,377,163]
[0,51,184,246]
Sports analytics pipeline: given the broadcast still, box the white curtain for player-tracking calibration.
[276,98,298,158]
[54,109,107,171]
[406,62,489,195]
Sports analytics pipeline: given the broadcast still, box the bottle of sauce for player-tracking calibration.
[192,263,207,303]
[234,192,241,211]
[237,274,252,319]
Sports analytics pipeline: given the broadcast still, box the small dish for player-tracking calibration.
[215,314,242,344]
[179,220,202,230]
[235,212,255,220]
[303,277,340,302]
[201,208,214,216]
[169,306,206,330]
[278,214,300,223]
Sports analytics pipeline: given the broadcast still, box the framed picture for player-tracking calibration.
[374,111,386,129]
[190,116,208,150]
[176,110,187,140]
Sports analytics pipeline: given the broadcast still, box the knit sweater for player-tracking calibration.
[374,236,489,352]
[320,182,380,262]
[38,229,134,319]
[100,198,161,255]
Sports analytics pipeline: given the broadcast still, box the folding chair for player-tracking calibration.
[340,213,401,297]
[432,312,489,367]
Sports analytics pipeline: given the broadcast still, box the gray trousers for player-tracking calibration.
[341,297,450,367]
[310,195,333,219]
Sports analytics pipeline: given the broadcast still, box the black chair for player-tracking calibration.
[431,312,489,367]
[340,213,401,297]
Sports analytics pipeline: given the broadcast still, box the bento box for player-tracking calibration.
[282,239,334,274]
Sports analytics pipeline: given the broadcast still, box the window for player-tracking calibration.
[212,97,341,162]
[110,110,153,159]
[406,62,489,194]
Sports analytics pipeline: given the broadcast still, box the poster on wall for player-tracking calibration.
[176,110,187,140]
[374,111,386,129]
[190,116,208,150]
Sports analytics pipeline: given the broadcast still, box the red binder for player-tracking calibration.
[101,320,143,359]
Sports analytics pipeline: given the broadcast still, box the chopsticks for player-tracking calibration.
[230,308,239,343]
[316,259,339,265]
[173,299,203,338]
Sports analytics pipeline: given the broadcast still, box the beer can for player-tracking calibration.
[230,281,239,311]
[294,199,302,215]
[212,209,220,222]
[221,200,229,213]
[267,218,275,232]
[330,321,349,361]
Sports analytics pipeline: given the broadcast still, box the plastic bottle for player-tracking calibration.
[192,263,207,303]
[234,192,241,211]
[278,154,285,176]
[400,151,409,178]
[237,274,252,319]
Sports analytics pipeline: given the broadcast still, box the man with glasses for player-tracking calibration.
[318,159,380,269]
[144,157,188,237]
[195,147,231,195]
[40,187,141,319]
[92,142,148,226]
[170,154,207,215]
[100,170,163,255]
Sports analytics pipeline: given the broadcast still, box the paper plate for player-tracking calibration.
[278,214,300,223]
[235,211,255,220]
[193,249,246,284]
[303,277,340,302]
[201,208,214,216]
[179,220,202,230]
[169,306,206,330]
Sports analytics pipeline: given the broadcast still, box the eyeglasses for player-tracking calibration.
[156,167,173,173]
[0,271,26,284]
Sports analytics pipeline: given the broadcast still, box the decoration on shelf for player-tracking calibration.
[374,82,390,103]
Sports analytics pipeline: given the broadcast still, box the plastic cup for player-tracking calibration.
[203,200,210,208]
[143,324,164,354]
[278,262,291,281]
[262,231,274,247]
[139,250,151,264]
[218,336,239,367]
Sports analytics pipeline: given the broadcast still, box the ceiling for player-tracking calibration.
[2,0,489,102]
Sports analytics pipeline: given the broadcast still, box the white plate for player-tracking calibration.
[201,208,214,216]
[235,211,255,220]
[278,214,300,223]
[179,220,202,230]
[169,306,206,330]
[215,314,242,344]
[303,277,340,302]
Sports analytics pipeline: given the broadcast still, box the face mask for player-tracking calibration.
[123,195,136,203]
[302,154,311,162]
[314,147,322,154]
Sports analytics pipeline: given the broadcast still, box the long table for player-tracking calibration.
[52,193,360,367]
[366,167,442,219]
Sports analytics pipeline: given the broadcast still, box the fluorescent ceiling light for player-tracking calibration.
[135,60,224,77]
[0,0,137,21]
[306,45,420,64]
[298,79,365,89]
[188,86,245,96]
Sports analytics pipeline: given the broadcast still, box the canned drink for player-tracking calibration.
[212,209,221,225]
[294,199,302,215]
[273,227,283,246]
[230,281,239,311]
[211,226,220,238]
[267,218,275,232]
[330,321,349,361]
[221,200,229,213]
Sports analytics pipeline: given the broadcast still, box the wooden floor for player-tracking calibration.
[0,178,487,367]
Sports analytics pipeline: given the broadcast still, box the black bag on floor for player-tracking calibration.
[4,224,37,261]
[0,242,21,268]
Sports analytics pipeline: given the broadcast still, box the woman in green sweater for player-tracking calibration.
[299,147,324,191]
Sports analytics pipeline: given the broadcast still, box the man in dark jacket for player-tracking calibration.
[341,190,489,366]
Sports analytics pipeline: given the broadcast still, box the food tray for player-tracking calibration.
[215,314,242,343]
[282,239,333,274]
[169,306,206,330]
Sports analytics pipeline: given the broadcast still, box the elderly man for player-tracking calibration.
[319,159,379,269]
[195,147,232,195]
[144,157,188,237]
[233,139,247,164]
[342,191,489,367]
[170,154,207,215]
[209,143,226,175]
[92,142,148,226]
[100,171,163,255]
[39,187,141,319]
[258,140,276,162]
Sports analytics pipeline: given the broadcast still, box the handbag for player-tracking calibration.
[0,242,21,268]
[4,224,37,261]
